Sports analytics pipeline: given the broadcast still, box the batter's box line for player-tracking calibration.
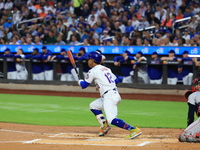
[49,133,65,137]
[22,138,152,147]
[50,132,171,139]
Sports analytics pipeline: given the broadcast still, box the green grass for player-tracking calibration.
[0,94,189,129]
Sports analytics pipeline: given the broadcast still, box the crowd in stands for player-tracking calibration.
[0,0,200,47]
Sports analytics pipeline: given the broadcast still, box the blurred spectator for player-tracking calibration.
[69,35,80,45]
[131,15,139,29]
[0,0,4,10]
[83,38,90,45]
[155,3,167,22]
[3,17,13,29]
[143,38,151,46]
[4,0,13,10]
[14,49,28,80]
[88,15,96,27]
[41,46,53,80]
[189,16,198,29]
[136,38,143,46]
[51,48,78,81]
[100,29,110,43]
[26,37,35,45]
[25,48,44,80]
[130,51,149,84]
[77,47,90,78]
[70,28,81,42]
[138,16,150,30]
[55,36,66,45]
[0,48,17,79]
[0,37,8,44]
[81,29,89,42]
[182,29,190,40]
[28,2,36,12]
[161,15,173,28]
[184,6,194,19]
[125,20,134,34]
[161,50,179,85]
[177,51,193,85]
[148,11,160,25]
[87,9,98,23]
[96,4,107,17]
[138,2,147,17]
[39,8,47,18]
[148,52,162,84]
[34,36,43,45]
[114,50,134,83]
[20,37,27,45]
[74,0,83,17]
[9,36,20,45]
[81,3,91,18]
[45,30,56,44]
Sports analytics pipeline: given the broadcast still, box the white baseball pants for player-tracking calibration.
[90,90,121,124]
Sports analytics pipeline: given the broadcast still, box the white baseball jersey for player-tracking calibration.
[85,65,117,96]
[188,91,200,105]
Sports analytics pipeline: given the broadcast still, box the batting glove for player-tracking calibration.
[78,79,84,86]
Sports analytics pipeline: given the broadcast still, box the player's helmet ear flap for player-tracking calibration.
[87,51,102,63]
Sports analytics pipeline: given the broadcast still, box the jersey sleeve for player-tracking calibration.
[84,70,94,84]
[195,92,200,105]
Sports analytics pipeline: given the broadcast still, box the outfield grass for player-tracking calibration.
[0,94,189,129]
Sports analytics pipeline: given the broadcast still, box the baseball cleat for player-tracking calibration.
[98,121,111,136]
[125,126,142,139]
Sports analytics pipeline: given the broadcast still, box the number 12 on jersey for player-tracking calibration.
[105,72,114,83]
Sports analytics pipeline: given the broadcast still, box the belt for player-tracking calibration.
[103,88,117,95]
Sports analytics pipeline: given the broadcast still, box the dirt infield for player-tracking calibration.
[0,88,197,150]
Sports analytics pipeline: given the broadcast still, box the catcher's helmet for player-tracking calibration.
[192,78,200,86]
[87,51,102,63]
[191,78,200,91]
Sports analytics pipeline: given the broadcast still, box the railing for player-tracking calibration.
[16,10,67,31]
[0,58,198,88]
[172,15,198,34]
[16,17,43,31]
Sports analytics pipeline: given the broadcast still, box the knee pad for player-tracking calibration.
[96,114,106,128]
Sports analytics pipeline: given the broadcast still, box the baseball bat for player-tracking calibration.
[67,50,81,80]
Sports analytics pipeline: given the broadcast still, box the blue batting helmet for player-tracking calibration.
[87,51,102,63]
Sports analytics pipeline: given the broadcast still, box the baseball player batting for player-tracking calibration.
[179,78,200,142]
[78,51,142,139]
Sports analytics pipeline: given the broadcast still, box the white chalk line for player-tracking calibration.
[24,139,152,147]
[137,141,152,146]
[23,139,41,143]
[0,141,26,143]
[0,129,55,135]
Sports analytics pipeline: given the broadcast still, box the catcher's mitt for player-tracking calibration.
[184,90,193,101]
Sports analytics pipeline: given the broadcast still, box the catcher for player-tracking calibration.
[179,78,200,142]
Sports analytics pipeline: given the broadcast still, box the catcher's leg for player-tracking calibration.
[187,103,197,126]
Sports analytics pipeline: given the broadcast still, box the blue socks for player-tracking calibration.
[90,109,135,131]
[111,118,135,130]
[90,109,103,115]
